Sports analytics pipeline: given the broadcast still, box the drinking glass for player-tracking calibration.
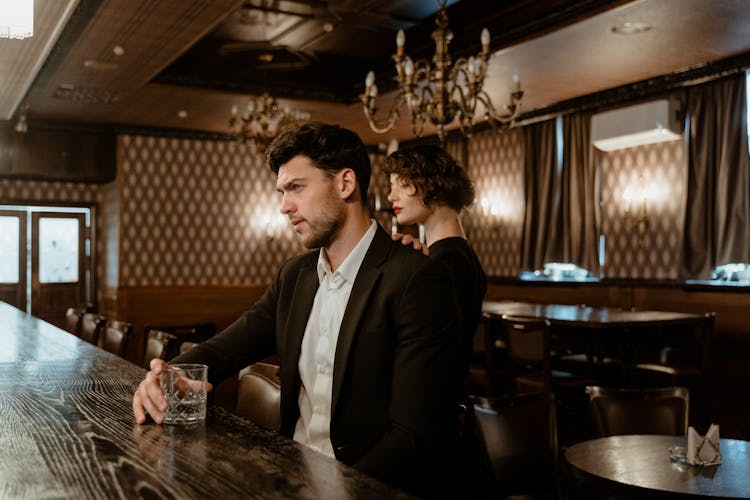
[160,363,208,425]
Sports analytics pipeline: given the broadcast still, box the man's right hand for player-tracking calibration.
[133,358,168,425]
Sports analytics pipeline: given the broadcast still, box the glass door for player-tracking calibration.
[0,210,28,310]
[31,212,87,327]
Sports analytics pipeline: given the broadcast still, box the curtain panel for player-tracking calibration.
[521,119,560,271]
[562,113,600,276]
[521,114,600,275]
[682,74,750,279]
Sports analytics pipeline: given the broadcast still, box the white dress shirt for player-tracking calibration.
[293,220,378,457]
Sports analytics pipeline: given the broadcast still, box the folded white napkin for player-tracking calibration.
[687,424,721,466]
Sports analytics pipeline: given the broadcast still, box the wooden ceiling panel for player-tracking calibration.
[3,0,750,146]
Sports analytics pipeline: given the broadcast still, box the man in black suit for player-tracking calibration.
[132,122,461,494]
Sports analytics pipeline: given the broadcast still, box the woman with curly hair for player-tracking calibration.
[385,144,487,381]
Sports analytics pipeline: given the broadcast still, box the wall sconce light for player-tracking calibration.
[14,106,28,134]
[478,190,517,220]
[622,175,651,234]
[257,211,287,241]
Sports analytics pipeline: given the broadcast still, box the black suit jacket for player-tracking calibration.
[175,225,461,492]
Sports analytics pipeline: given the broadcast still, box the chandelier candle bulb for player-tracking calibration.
[481,28,490,52]
[396,29,405,54]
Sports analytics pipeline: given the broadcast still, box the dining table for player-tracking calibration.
[482,300,709,329]
[565,434,750,498]
[0,300,410,499]
[482,300,711,364]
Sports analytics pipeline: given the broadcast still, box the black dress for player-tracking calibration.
[428,236,487,379]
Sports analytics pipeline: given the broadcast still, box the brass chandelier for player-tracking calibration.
[361,1,523,142]
[229,93,309,153]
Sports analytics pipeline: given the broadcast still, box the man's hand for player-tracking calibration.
[133,359,215,425]
[133,359,168,424]
[392,232,428,255]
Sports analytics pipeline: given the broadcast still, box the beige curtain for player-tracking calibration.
[521,119,559,271]
[521,114,600,274]
[681,74,750,279]
[562,113,600,276]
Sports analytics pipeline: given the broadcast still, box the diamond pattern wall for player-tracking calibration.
[465,127,525,277]
[599,140,685,279]
[1,130,689,286]
[118,135,302,287]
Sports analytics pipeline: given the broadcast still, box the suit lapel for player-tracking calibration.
[281,256,319,422]
[331,227,390,413]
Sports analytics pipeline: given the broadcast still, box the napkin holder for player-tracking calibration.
[687,424,721,466]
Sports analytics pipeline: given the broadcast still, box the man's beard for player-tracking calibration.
[299,198,345,249]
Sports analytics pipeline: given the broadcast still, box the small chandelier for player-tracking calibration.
[1,0,34,39]
[229,92,309,153]
[361,1,523,142]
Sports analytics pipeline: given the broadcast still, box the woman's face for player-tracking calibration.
[387,173,432,225]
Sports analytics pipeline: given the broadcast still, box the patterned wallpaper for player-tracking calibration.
[465,127,525,277]
[598,140,686,279]
[117,135,302,287]
[0,128,689,289]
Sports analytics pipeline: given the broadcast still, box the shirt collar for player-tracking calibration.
[316,220,378,284]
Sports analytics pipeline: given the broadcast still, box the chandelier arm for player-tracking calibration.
[449,83,478,127]
[477,91,517,126]
[413,59,432,81]
[362,92,406,134]
[408,83,435,137]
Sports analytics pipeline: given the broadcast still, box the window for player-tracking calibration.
[0,216,20,283]
[711,263,750,284]
[521,262,593,282]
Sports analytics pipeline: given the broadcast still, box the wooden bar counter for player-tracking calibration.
[0,301,409,499]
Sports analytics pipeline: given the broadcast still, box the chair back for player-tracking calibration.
[179,341,200,354]
[64,307,84,336]
[586,385,689,437]
[236,363,281,431]
[101,320,132,357]
[502,315,552,392]
[143,329,177,368]
[80,313,105,345]
[472,392,558,497]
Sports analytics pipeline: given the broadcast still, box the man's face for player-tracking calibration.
[276,155,345,249]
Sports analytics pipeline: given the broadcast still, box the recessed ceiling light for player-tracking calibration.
[84,59,118,70]
[322,22,334,33]
[611,22,651,35]
[177,110,188,119]
[113,45,125,56]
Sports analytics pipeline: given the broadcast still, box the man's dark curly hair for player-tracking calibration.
[266,122,371,205]
[384,144,475,211]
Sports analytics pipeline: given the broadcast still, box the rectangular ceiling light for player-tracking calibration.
[0,0,34,39]
[592,99,682,151]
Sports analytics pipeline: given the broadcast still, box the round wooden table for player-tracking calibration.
[565,435,750,498]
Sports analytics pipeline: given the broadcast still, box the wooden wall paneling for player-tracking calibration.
[113,285,267,364]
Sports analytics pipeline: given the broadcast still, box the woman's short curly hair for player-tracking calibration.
[384,144,475,211]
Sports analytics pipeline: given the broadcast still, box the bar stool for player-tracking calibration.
[100,320,133,358]
[80,313,105,345]
[143,329,177,368]
[64,307,84,336]
[236,363,281,431]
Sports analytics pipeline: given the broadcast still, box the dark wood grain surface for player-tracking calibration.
[0,301,411,499]
[483,300,706,329]
[565,434,750,498]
